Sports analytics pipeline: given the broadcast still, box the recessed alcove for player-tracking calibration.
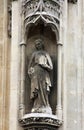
[24,21,58,115]
[19,0,63,127]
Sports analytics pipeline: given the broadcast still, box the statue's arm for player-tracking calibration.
[46,53,53,70]
[28,53,35,69]
[41,53,53,71]
[28,53,35,76]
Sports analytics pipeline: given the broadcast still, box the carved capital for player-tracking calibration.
[20,41,26,46]
[57,42,63,46]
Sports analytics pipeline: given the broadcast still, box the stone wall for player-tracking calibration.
[0,0,11,130]
[0,0,84,130]
[62,1,84,130]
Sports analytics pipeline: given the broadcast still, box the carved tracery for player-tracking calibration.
[19,0,63,129]
[22,0,62,41]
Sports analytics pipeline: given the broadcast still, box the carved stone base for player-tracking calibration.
[19,113,62,130]
[22,126,58,130]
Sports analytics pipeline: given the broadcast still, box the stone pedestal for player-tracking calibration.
[19,113,62,130]
[19,1,63,130]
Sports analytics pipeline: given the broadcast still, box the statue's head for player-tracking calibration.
[35,39,44,50]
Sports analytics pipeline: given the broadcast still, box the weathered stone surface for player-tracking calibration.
[0,1,84,130]
[9,2,19,130]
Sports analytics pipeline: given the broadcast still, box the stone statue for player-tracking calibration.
[28,39,53,114]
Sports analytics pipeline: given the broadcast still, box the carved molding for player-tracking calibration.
[22,0,63,40]
[19,113,63,128]
[18,0,64,127]
[19,117,62,127]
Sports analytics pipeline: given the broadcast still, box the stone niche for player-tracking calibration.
[19,0,63,130]
[25,23,57,115]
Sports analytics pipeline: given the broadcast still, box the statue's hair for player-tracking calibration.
[35,38,43,44]
[35,38,44,49]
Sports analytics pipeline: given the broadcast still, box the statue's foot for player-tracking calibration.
[31,106,52,114]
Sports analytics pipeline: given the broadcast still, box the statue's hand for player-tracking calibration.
[41,63,52,71]
[28,67,34,77]
[41,63,48,68]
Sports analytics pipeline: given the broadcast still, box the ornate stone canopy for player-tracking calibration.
[18,0,77,130]
[22,0,63,41]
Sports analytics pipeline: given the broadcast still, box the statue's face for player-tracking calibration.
[35,41,43,50]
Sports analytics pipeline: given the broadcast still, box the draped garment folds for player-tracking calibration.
[28,50,53,109]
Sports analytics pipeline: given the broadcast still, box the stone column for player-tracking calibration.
[56,42,63,120]
[9,1,19,130]
[18,0,26,119]
[19,42,26,119]
[56,1,63,120]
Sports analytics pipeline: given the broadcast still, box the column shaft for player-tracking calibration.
[56,43,62,120]
[19,44,26,119]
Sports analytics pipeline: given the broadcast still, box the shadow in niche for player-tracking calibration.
[24,23,57,115]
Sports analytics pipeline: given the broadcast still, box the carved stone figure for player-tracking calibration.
[28,39,53,114]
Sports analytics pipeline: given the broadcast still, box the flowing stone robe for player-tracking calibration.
[28,50,53,113]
